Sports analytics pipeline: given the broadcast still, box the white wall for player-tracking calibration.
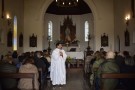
[0,0,24,55]
[2,0,135,55]
[23,0,115,52]
[87,0,115,51]
[43,14,94,51]
[114,0,135,55]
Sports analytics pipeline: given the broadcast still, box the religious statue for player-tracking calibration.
[65,27,71,42]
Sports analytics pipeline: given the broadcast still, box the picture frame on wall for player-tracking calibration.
[101,33,108,47]
[29,33,37,47]
[125,29,130,46]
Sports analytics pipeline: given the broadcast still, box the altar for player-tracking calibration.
[66,51,84,68]
[66,51,84,60]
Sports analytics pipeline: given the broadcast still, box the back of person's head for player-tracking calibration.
[36,51,42,58]
[24,52,31,58]
[96,52,105,60]
[12,51,18,58]
[100,48,104,52]
[106,51,115,59]
[102,51,107,57]
[86,51,91,56]
[43,49,47,53]
[123,51,130,57]
[23,57,34,65]
[94,51,100,57]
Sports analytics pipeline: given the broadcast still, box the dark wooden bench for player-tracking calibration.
[0,73,35,90]
[101,73,135,90]
[102,73,135,79]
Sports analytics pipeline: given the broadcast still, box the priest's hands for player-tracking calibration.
[60,51,63,57]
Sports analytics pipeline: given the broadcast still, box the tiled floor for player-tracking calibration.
[44,68,90,90]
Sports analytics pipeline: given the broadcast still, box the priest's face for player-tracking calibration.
[57,44,62,49]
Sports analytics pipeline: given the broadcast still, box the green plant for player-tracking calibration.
[66,56,72,63]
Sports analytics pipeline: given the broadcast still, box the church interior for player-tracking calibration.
[0,0,135,90]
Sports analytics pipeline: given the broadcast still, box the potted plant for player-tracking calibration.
[66,56,72,68]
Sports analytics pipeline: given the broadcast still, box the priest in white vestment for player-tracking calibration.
[50,42,67,86]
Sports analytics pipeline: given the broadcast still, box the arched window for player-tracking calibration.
[48,21,53,41]
[85,21,89,41]
[13,16,17,50]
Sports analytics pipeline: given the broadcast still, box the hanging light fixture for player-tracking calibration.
[55,0,79,7]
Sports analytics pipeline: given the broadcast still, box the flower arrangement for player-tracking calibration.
[66,56,72,63]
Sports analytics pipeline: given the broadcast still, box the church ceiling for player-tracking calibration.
[46,0,92,15]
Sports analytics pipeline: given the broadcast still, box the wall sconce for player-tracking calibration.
[125,14,130,25]
[6,14,11,26]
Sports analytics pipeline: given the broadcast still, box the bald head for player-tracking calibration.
[106,51,115,59]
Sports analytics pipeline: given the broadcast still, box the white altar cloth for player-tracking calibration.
[66,52,84,60]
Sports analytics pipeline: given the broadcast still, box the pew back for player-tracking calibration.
[102,73,135,79]
[0,73,35,90]
[101,73,135,90]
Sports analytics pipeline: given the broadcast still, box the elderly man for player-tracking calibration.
[97,51,120,90]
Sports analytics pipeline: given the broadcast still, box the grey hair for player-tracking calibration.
[106,51,115,59]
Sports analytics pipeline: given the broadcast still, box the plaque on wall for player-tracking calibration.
[7,30,13,47]
[101,33,108,47]
[125,29,130,46]
[19,32,23,47]
[29,33,37,47]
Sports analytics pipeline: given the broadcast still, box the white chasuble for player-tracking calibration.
[50,48,67,85]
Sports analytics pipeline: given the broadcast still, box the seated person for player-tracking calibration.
[97,51,120,90]
[0,57,17,90]
[18,57,39,90]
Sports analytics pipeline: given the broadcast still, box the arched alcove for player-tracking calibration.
[40,0,98,51]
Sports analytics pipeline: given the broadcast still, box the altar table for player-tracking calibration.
[66,51,84,60]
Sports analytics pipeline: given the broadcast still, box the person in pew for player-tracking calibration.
[84,51,94,74]
[90,52,105,86]
[34,51,47,82]
[12,51,19,65]
[43,49,51,63]
[119,51,135,90]
[0,57,17,90]
[115,52,125,72]
[42,50,51,73]
[50,42,67,88]
[18,57,39,90]
[97,51,120,90]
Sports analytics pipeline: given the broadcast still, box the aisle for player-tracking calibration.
[45,68,90,90]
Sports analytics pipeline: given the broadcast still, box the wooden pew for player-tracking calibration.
[102,73,135,79]
[0,73,35,90]
[101,73,135,90]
